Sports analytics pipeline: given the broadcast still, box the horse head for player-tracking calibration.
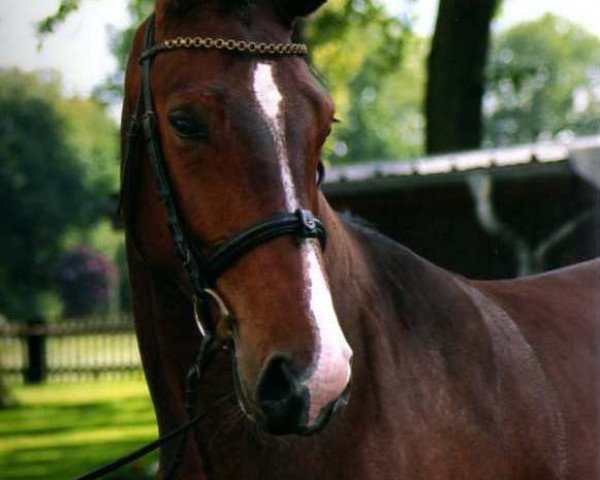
[123,0,352,436]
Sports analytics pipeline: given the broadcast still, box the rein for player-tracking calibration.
[74,395,234,480]
[73,334,227,480]
[76,13,322,480]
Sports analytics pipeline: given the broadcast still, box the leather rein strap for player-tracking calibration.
[76,14,324,480]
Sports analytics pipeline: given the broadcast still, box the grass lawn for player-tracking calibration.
[0,379,159,480]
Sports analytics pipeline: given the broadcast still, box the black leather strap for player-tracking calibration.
[208,209,326,279]
[139,17,214,321]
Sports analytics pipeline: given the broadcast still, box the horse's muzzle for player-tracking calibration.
[252,356,350,436]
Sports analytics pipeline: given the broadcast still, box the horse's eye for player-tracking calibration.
[316,160,326,187]
[168,111,207,139]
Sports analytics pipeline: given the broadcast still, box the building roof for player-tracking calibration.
[323,135,600,195]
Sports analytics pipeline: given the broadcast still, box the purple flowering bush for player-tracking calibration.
[57,246,117,318]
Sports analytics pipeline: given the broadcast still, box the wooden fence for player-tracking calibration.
[0,317,142,383]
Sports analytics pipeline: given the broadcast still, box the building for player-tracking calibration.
[324,136,600,279]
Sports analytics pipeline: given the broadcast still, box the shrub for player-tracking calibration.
[57,245,117,317]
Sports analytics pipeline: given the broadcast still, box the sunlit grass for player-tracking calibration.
[0,379,158,480]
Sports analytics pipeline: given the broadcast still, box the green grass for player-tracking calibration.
[0,379,159,480]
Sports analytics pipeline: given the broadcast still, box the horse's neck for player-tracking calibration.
[126,239,209,476]
[328,214,567,475]
[324,208,471,351]
[324,209,492,409]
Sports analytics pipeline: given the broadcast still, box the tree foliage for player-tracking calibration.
[94,0,155,105]
[37,0,84,36]
[0,70,119,320]
[484,14,600,146]
[306,0,418,162]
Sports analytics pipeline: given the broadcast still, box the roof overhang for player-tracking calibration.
[323,136,600,196]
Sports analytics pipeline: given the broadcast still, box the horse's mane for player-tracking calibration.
[337,209,404,256]
[338,210,379,235]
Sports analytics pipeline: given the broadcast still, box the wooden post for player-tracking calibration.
[25,317,46,384]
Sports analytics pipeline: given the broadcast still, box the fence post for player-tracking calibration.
[25,316,46,383]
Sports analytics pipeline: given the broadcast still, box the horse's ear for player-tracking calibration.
[276,0,327,21]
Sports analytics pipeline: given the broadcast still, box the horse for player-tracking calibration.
[120,1,600,478]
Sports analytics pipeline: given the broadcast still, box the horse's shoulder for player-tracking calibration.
[467,263,599,475]
[468,259,599,366]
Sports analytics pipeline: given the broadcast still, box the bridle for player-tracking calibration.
[76,14,325,480]
[128,14,326,342]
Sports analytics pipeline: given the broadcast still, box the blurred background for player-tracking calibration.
[0,1,598,479]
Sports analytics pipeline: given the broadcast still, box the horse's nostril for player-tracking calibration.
[256,357,297,408]
[255,356,308,434]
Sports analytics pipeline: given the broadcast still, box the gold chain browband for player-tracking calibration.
[161,36,307,55]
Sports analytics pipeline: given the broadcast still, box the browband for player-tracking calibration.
[141,36,308,61]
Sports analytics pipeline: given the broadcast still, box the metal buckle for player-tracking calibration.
[193,290,234,346]
[296,209,317,237]
[192,295,208,338]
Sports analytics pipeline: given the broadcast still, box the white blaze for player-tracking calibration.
[252,63,297,212]
[303,246,352,424]
[252,62,352,425]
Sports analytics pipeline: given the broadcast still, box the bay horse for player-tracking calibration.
[121,1,600,478]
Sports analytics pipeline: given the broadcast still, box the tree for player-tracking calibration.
[320,35,427,162]
[305,0,413,162]
[484,14,600,146]
[0,69,118,320]
[425,0,499,154]
[93,0,155,106]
